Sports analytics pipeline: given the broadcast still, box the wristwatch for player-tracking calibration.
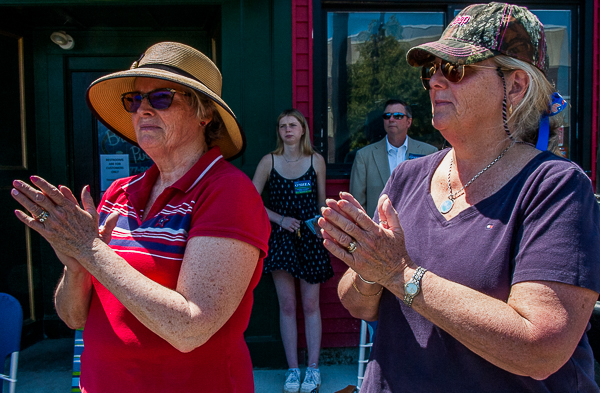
[403,266,427,307]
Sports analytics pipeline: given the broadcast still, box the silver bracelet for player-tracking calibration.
[358,273,376,285]
[279,216,285,226]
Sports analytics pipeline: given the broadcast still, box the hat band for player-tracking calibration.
[136,64,218,96]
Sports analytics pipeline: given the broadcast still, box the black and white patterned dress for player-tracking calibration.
[263,154,333,284]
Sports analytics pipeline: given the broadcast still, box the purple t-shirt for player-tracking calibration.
[363,150,600,393]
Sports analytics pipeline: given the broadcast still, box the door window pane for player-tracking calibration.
[97,122,153,192]
[532,10,571,158]
[327,12,445,164]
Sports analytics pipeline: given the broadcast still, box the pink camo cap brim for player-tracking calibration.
[407,38,497,67]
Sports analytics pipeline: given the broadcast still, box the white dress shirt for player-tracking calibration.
[386,136,408,174]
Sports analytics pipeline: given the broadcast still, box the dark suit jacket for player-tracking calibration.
[349,136,438,218]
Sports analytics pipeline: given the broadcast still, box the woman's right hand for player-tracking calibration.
[280,216,301,233]
[319,192,412,288]
[51,186,120,274]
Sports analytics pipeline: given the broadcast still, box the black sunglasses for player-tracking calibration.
[382,112,408,120]
[120,88,189,113]
[420,60,501,90]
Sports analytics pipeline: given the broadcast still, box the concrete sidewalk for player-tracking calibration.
[8,338,359,393]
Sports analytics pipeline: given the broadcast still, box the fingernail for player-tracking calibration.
[339,191,343,198]
[30,176,38,182]
[11,189,18,196]
[85,185,90,192]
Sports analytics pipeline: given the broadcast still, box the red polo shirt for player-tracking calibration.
[81,147,270,393]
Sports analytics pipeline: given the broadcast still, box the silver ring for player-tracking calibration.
[347,241,357,253]
[36,210,49,223]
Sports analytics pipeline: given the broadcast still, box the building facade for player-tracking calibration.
[0,0,598,368]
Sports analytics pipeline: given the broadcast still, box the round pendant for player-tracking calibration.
[439,199,454,214]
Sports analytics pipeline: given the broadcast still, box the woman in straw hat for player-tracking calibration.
[319,3,600,392]
[252,109,332,393]
[11,42,270,392]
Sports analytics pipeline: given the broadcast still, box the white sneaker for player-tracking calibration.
[283,368,301,393]
[300,367,321,393]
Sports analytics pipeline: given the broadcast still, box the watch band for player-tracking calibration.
[403,266,427,307]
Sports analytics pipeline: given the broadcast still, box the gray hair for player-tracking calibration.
[185,89,225,147]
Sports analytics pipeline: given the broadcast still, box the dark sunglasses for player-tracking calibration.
[382,112,408,120]
[120,88,189,113]
[420,60,500,90]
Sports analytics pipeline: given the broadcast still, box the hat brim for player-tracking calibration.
[406,38,498,67]
[86,68,245,160]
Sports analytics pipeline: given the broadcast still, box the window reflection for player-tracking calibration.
[327,12,445,164]
[326,9,573,164]
[532,10,571,158]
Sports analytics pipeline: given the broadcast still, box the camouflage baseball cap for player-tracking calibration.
[406,2,548,74]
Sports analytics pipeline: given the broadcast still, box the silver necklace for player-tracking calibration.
[438,143,514,215]
[283,154,302,163]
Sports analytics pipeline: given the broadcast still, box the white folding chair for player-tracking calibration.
[357,320,375,390]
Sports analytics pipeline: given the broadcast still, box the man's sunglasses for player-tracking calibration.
[382,112,408,120]
[121,88,189,113]
[420,60,501,90]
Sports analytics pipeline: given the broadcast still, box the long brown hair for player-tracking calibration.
[272,109,315,156]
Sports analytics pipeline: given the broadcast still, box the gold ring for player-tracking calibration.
[36,210,49,223]
[347,241,357,253]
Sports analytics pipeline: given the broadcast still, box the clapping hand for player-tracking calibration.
[318,192,411,288]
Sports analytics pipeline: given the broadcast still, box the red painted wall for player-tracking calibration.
[292,0,314,135]
[292,0,360,348]
[297,179,361,349]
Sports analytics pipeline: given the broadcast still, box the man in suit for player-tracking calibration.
[350,99,438,217]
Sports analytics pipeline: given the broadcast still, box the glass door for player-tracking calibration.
[325,11,445,168]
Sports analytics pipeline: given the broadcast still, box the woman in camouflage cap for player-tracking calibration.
[320,3,600,392]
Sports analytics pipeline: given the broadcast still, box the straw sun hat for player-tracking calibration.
[86,42,245,160]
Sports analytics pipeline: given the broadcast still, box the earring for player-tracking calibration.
[508,104,513,115]
[200,121,206,126]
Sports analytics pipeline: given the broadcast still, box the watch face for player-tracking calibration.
[405,282,419,296]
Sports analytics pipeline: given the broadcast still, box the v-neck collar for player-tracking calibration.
[427,149,551,227]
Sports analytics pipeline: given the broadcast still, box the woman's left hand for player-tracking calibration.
[11,176,100,260]
[318,192,412,288]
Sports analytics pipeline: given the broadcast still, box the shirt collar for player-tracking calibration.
[122,146,224,197]
[386,135,408,153]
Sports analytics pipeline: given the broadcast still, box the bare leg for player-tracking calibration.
[300,280,322,367]
[273,270,299,368]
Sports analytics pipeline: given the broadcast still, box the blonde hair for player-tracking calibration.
[273,109,315,156]
[491,55,563,153]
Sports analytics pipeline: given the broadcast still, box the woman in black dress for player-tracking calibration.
[252,109,332,393]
